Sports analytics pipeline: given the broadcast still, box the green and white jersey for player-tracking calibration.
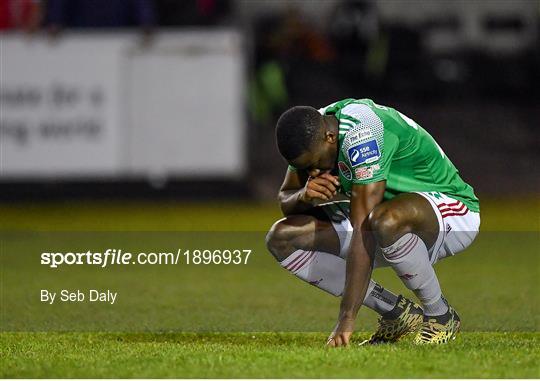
[304,98,479,212]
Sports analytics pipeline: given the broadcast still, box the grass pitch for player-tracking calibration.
[1,197,539,378]
[2,332,538,378]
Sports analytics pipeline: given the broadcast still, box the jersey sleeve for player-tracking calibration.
[339,104,398,185]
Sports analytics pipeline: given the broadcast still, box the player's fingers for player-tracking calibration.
[320,180,337,195]
[308,182,334,199]
[312,176,337,190]
[318,173,340,188]
[310,179,336,195]
[326,336,335,347]
[306,189,329,201]
[319,173,340,187]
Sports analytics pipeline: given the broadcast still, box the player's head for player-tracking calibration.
[275,106,338,177]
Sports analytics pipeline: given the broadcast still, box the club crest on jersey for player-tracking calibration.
[338,161,352,180]
[347,139,380,167]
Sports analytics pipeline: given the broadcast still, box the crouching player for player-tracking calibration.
[266,99,480,346]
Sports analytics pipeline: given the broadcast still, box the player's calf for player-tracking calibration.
[368,195,450,317]
[266,215,346,296]
[266,215,400,316]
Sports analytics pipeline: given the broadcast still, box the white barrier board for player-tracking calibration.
[0,31,245,179]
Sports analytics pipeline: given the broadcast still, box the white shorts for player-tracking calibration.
[322,192,480,266]
[414,191,480,264]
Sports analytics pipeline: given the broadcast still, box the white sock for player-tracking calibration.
[381,233,449,316]
[280,250,397,314]
[423,295,449,316]
[363,280,399,314]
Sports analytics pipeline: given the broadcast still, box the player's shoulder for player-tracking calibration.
[338,100,384,137]
[337,99,393,130]
[318,98,356,115]
[319,98,379,116]
[340,99,413,138]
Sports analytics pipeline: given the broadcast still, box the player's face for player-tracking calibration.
[290,139,337,178]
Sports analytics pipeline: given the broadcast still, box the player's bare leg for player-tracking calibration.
[368,193,461,344]
[266,207,423,343]
[266,209,401,307]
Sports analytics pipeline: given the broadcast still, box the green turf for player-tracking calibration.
[1,332,538,378]
[1,197,539,378]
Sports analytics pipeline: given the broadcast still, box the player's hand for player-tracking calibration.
[301,173,340,203]
[326,316,355,347]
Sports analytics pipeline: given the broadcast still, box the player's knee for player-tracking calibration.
[265,215,316,262]
[368,204,409,246]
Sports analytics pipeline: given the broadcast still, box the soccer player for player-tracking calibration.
[266,98,480,346]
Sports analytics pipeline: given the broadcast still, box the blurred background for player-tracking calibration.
[1,0,539,201]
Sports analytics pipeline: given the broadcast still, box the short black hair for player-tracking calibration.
[275,106,322,161]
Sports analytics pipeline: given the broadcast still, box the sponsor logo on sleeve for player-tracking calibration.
[337,161,352,180]
[347,139,380,167]
[347,128,372,144]
[354,164,380,181]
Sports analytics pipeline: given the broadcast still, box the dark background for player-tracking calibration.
[1,0,539,201]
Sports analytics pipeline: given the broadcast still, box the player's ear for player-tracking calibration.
[325,130,337,144]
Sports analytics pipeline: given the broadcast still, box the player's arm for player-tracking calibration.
[278,168,340,216]
[327,180,385,347]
